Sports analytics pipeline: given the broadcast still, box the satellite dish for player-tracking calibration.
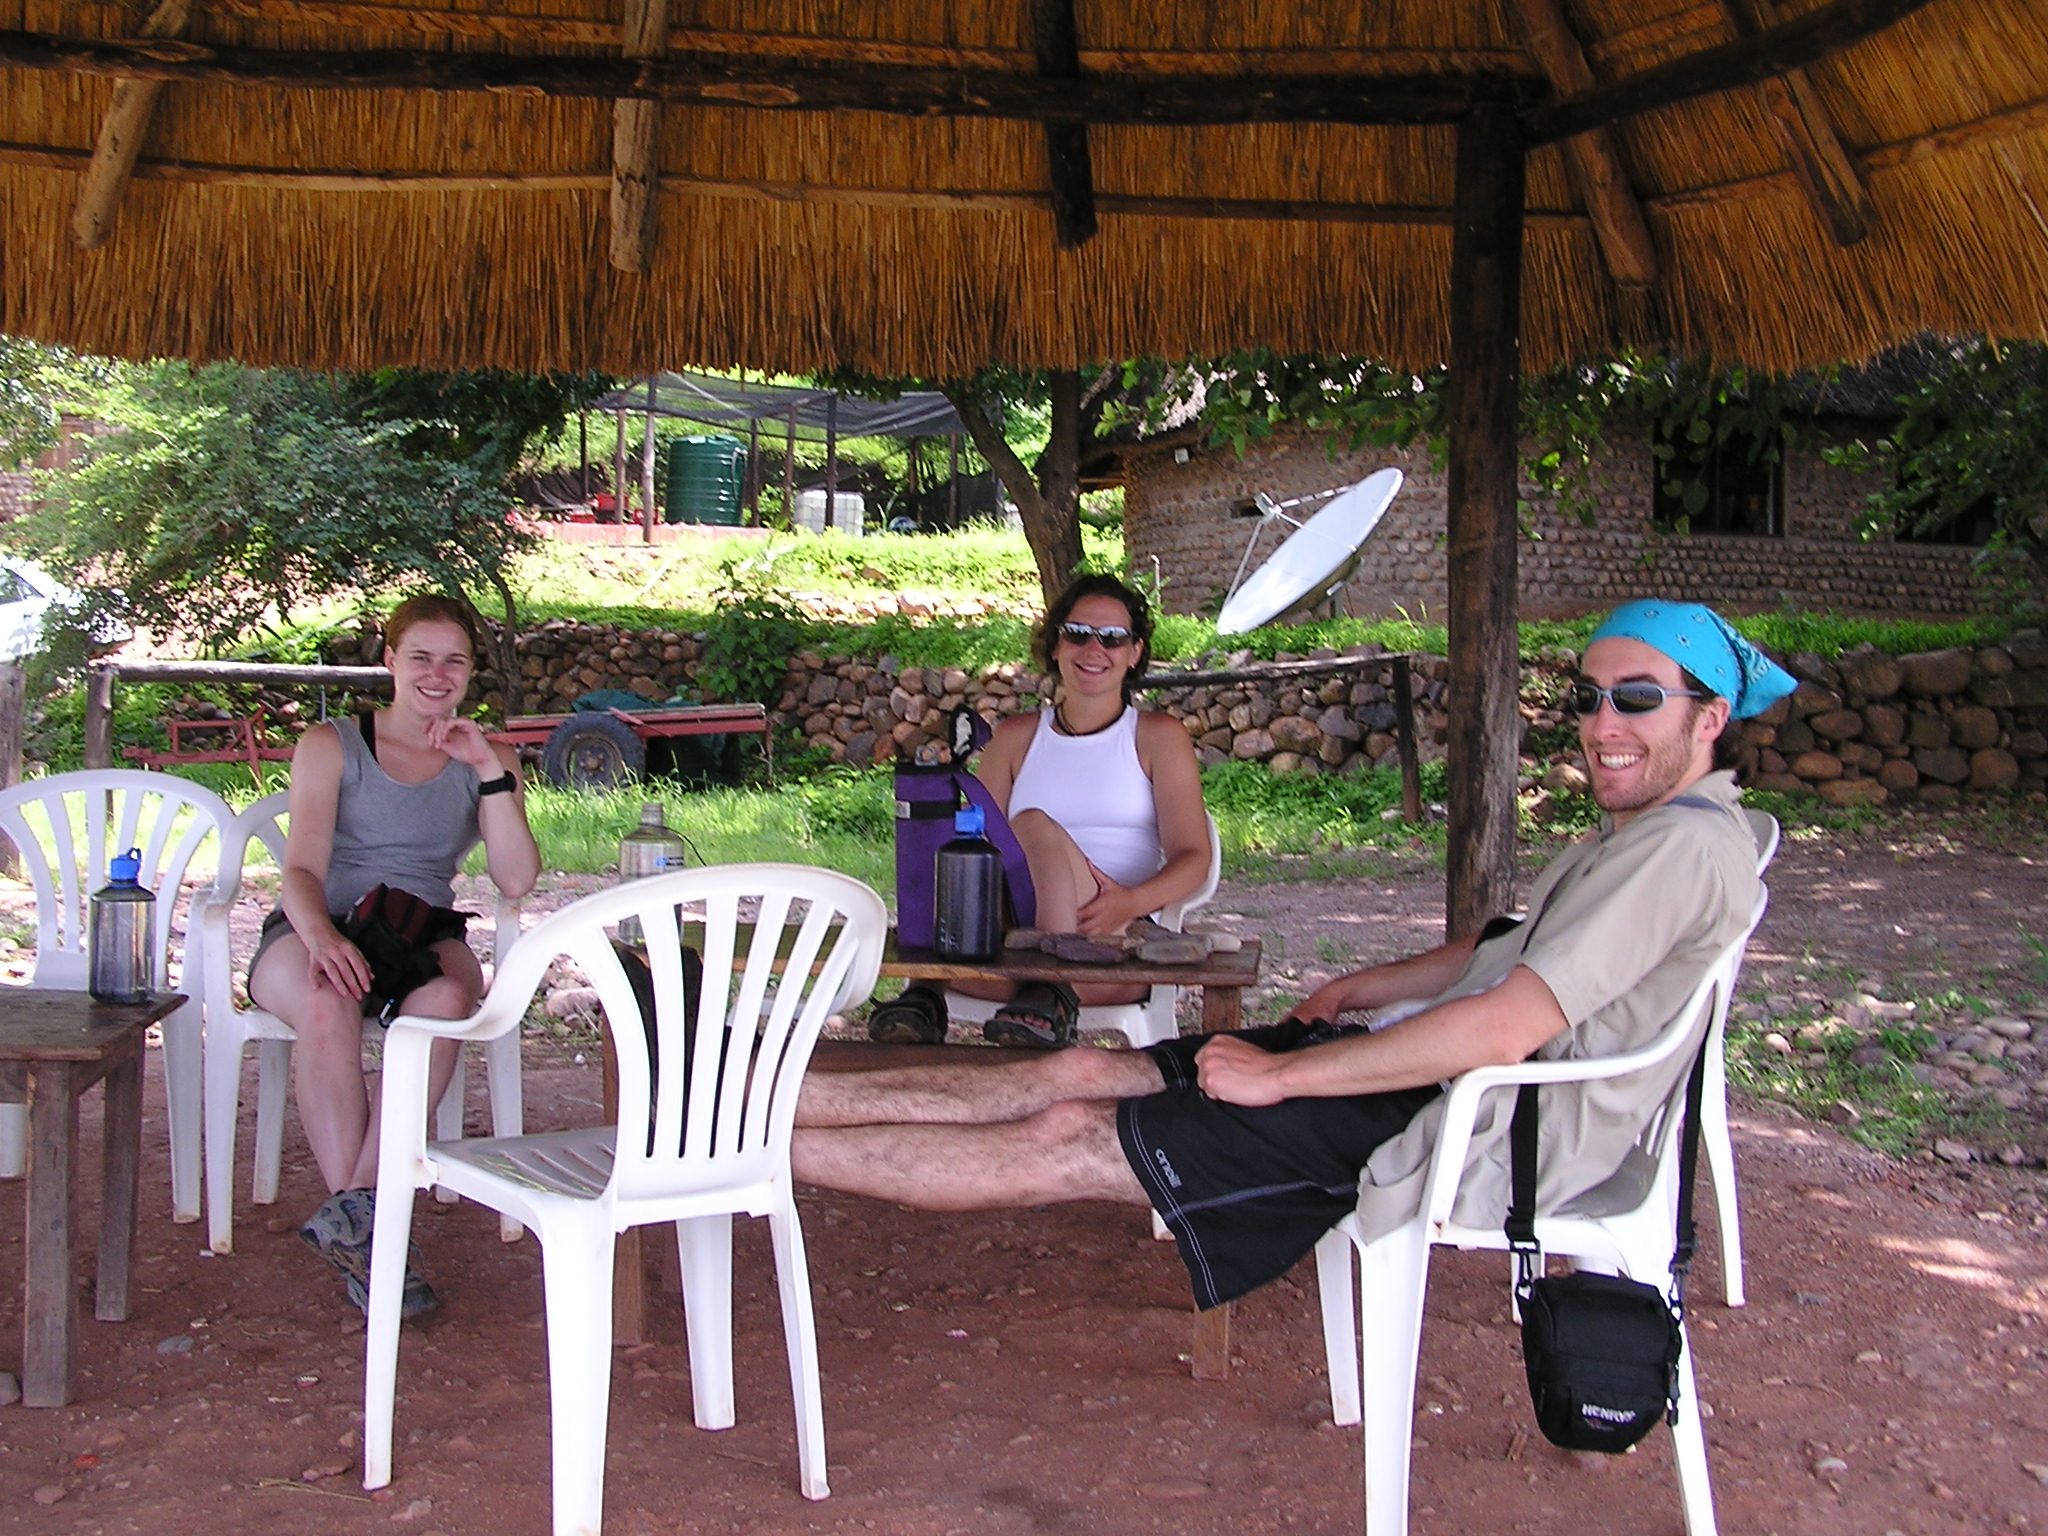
[1215,468,1403,635]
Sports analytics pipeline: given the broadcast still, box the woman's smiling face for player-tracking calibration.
[384,617,476,718]
[1054,592,1142,700]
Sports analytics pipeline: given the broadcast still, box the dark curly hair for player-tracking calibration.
[1035,574,1154,705]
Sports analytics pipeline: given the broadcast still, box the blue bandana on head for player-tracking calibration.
[1588,600,1797,719]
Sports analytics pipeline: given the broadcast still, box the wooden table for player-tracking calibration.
[0,989,185,1407]
[882,939,1263,1382]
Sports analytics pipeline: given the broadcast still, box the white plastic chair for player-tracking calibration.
[363,863,887,1529]
[941,812,1223,1047]
[1695,808,1778,1306]
[192,789,525,1254]
[0,770,233,1223]
[1313,886,1769,1536]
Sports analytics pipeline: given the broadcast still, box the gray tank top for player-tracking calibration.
[321,715,482,913]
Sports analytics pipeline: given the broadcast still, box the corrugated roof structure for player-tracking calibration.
[592,372,966,440]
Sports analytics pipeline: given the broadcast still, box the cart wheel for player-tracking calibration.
[540,715,646,789]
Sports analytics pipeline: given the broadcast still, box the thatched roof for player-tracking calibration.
[3,0,2046,376]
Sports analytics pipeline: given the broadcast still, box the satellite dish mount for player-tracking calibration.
[1214,468,1404,636]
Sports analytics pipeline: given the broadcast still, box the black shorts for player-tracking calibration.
[1116,1020,1441,1310]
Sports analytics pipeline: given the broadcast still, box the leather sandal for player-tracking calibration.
[983,980,1080,1049]
[867,981,949,1045]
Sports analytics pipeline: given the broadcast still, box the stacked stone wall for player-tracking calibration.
[1122,423,1990,621]
[322,621,2048,804]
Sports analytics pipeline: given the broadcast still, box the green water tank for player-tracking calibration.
[664,435,747,525]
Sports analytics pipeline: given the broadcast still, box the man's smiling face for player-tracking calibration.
[1576,635,1731,823]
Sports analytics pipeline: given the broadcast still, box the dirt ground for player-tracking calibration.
[2,814,2046,1536]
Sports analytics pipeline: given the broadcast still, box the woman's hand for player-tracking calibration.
[425,714,501,776]
[1075,862,1146,936]
[304,929,373,1002]
[1195,1034,1293,1107]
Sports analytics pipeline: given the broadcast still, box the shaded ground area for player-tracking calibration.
[1,813,2045,1535]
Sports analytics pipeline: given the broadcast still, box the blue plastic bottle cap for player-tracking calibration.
[954,803,985,836]
[109,848,143,884]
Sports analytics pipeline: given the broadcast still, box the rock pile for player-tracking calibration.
[311,618,2047,800]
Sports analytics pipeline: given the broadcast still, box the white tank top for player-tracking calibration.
[1005,706,1162,889]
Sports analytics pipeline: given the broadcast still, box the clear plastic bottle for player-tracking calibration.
[616,802,686,945]
[89,847,156,1003]
[935,803,1003,961]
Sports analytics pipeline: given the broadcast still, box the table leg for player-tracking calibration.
[1191,982,1242,1378]
[1200,983,1242,1035]
[23,1063,80,1408]
[97,1052,143,1322]
[1191,1304,1232,1383]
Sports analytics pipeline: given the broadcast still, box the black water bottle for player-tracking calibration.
[934,803,1002,961]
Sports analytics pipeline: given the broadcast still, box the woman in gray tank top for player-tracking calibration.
[249,594,540,1318]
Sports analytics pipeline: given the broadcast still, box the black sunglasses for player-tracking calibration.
[1057,622,1137,650]
[1566,680,1706,717]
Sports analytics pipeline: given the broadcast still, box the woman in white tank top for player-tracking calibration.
[872,574,1210,1048]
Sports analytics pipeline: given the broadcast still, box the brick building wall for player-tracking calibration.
[1122,422,1988,621]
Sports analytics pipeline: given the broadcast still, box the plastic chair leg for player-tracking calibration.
[432,1052,466,1206]
[1314,1228,1361,1426]
[767,1202,830,1501]
[1356,1223,1430,1536]
[1671,1334,1720,1536]
[483,1029,526,1242]
[252,1038,292,1206]
[1701,1057,1745,1306]
[162,995,204,1224]
[675,1213,736,1431]
[361,1180,421,1495]
[539,1216,620,1536]
[202,1024,250,1255]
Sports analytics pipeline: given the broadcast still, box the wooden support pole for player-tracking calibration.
[1443,100,1526,941]
[824,393,839,530]
[0,662,23,876]
[69,0,194,250]
[745,415,761,522]
[612,406,628,522]
[1032,0,1097,249]
[578,410,590,504]
[84,665,117,770]
[782,408,797,527]
[641,375,659,543]
[609,0,668,272]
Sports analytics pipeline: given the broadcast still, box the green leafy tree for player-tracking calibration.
[1825,337,2048,600]
[24,362,606,711]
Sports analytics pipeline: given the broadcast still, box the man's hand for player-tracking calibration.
[1285,978,1359,1028]
[1195,1033,1295,1107]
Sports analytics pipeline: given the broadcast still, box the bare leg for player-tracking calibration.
[797,1042,1164,1128]
[252,933,480,1193]
[793,1099,1149,1209]
[957,808,1145,1009]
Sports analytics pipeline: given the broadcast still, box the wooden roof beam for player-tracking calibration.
[609,0,667,273]
[1722,0,1874,245]
[70,0,196,250]
[1032,0,1096,250]
[1526,0,1932,143]
[0,29,1526,124]
[1503,0,1656,289]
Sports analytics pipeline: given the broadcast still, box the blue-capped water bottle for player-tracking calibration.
[89,847,156,1003]
[934,803,1003,961]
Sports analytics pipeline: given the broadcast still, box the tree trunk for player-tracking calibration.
[941,376,1084,604]
[483,570,525,718]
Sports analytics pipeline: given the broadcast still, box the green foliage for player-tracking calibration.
[18,362,550,650]
[1824,337,2048,606]
[1725,1006,1968,1159]
[1202,759,1450,859]
[694,547,818,705]
[1149,352,1444,460]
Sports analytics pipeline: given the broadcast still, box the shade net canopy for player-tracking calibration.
[592,373,965,442]
[2,0,2046,375]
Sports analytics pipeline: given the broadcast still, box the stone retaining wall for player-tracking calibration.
[318,619,2048,804]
